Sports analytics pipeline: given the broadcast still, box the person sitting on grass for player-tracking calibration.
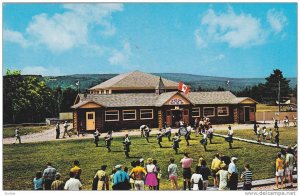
[274,153,284,190]
[33,171,43,190]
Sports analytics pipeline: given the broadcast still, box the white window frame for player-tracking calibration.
[203,107,215,117]
[192,107,200,117]
[217,106,229,116]
[105,110,119,122]
[140,109,153,120]
[123,110,136,121]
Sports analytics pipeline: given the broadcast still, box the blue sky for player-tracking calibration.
[3,3,297,78]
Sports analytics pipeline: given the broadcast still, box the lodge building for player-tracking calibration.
[72,71,257,132]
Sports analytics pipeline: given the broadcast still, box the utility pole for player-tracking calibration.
[278,80,281,112]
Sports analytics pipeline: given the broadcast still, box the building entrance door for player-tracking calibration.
[86,112,95,131]
[172,110,182,127]
[244,107,250,122]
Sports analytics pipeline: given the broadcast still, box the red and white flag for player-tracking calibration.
[178,81,190,95]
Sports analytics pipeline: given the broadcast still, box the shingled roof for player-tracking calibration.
[72,91,255,108]
[89,70,179,90]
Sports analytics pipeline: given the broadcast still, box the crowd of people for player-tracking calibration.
[32,144,297,191]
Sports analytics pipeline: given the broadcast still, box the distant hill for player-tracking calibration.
[44,73,297,92]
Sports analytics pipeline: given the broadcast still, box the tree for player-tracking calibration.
[264,69,290,104]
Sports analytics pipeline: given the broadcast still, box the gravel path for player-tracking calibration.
[3,122,280,145]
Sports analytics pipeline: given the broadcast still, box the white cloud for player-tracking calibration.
[6,3,123,53]
[22,66,62,76]
[108,41,132,66]
[267,9,287,33]
[4,29,29,48]
[195,8,268,48]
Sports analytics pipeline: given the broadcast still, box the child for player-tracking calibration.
[256,125,261,143]
[269,129,273,142]
[262,127,268,142]
[33,171,43,190]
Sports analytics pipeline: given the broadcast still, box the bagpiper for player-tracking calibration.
[123,134,131,158]
[172,133,180,154]
[104,130,113,152]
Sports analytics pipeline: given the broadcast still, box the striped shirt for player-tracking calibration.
[51,180,65,190]
[241,170,253,184]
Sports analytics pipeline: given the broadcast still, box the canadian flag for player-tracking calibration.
[178,82,190,95]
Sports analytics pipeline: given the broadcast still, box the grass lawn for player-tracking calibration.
[215,127,297,147]
[3,125,54,138]
[256,104,279,112]
[3,134,282,190]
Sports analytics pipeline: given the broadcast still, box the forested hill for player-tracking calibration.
[44,73,297,92]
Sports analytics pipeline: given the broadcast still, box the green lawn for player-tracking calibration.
[3,133,283,190]
[3,125,54,138]
[215,127,297,147]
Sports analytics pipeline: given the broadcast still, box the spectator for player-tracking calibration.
[275,153,284,190]
[112,165,129,190]
[199,159,211,190]
[64,172,82,191]
[275,131,280,147]
[153,159,161,190]
[241,164,253,190]
[211,153,222,188]
[43,162,57,190]
[70,160,82,180]
[51,173,65,190]
[93,165,109,190]
[191,166,203,190]
[13,127,21,144]
[228,157,238,190]
[180,152,193,190]
[55,122,60,139]
[145,158,158,190]
[129,160,147,190]
[285,147,295,188]
[216,163,229,190]
[168,158,179,190]
[33,171,43,190]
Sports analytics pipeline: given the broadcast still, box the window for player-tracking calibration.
[203,107,215,117]
[105,110,119,121]
[140,109,153,120]
[88,113,94,119]
[192,107,200,117]
[123,110,136,120]
[250,107,255,112]
[217,107,229,116]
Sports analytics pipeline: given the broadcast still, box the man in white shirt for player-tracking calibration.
[64,172,82,191]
